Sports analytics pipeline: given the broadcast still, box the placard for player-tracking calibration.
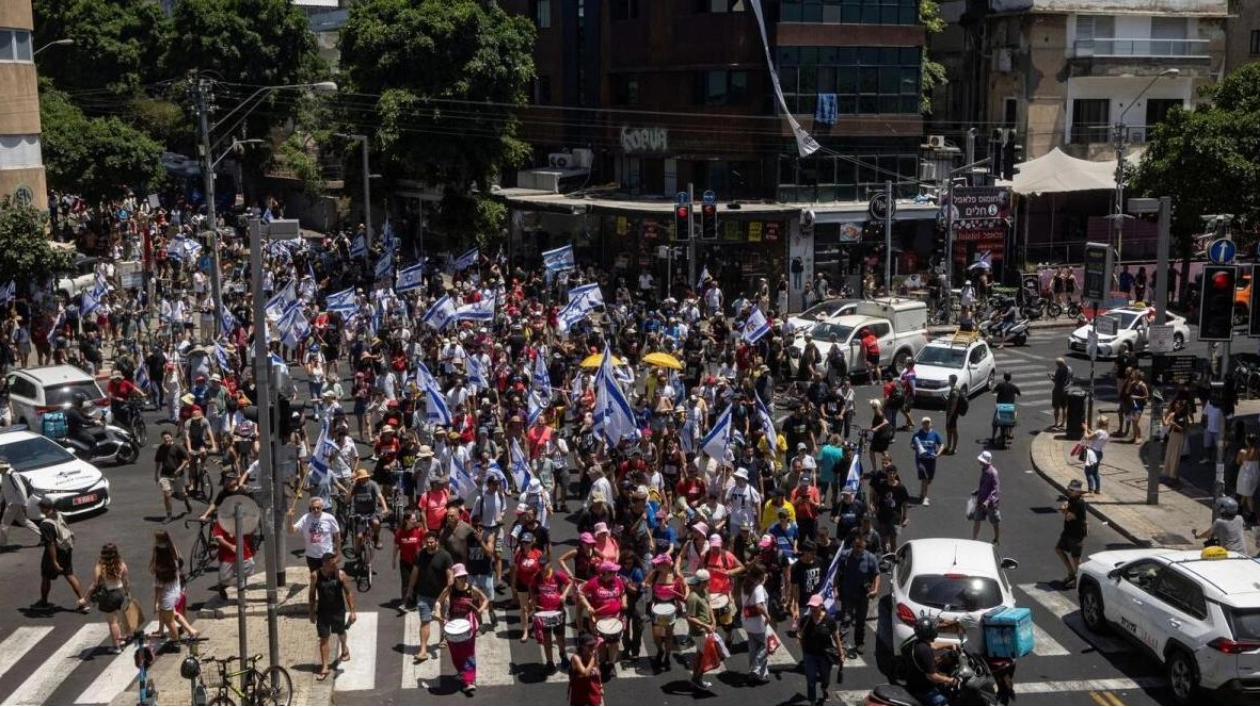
[1147,324,1174,354]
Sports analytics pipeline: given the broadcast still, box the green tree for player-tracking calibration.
[920,0,947,114]
[1130,63,1260,298]
[0,203,76,289]
[32,0,170,95]
[338,0,536,243]
[40,83,166,202]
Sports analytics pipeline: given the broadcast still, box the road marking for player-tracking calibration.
[400,610,442,688]
[73,621,160,704]
[836,677,1163,705]
[1031,620,1071,656]
[1090,691,1111,706]
[1018,583,1133,655]
[3,623,111,706]
[336,611,378,691]
[477,623,516,686]
[1102,690,1126,705]
[0,626,54,684]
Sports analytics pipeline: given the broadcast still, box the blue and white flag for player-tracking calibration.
[382,217,396,252]
[0,281,14,304]
[509,439,531,493]
[593,347,637,445]
[754,391,777,448]
[350,234,367,259]
[556,283,604,333]
[541,244,576,274]
[701,405,733,462]
[451,454,477,502]
[266,280,297,322]
[80,288,101,316]
[454,298,494,322]
[527,389,546,427]
[417,363,453,426]
[817,538,848,613]
[969,250,993,271]
[742,305,771,343]
[466,355,489,391]
[46,310,64,344]
[423,294,457,330]
[395,262,425,292]
[697,267,711,290]
[220,303,238,338]
[453,248,479,271]
[277,303,310,349]
[374,250,393,281]
[134,362,151,393]
[213,342,230,372]
[532,352,552,402]
[325,288,357,315]
[842,454,863,494]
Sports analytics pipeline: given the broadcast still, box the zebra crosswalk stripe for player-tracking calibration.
[336,611,378,692]
[0,627,54,685]
[3,623,111,706]
[73,621,160,705]
[1018,583,1132,655]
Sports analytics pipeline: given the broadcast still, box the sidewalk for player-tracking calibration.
[110,566,332,707]
[1030,399,1260,549]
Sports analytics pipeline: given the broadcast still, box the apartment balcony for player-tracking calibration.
[1069,124,1153,146]
[1072,37,1210,59]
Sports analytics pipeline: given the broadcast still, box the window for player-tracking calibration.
[1251,30,1260,55]
[1119,559,1163,592]
[611,75,639,106]
[696,0,746,12]
[781,0,917,25]
[531,0,551,29]
[611,0,639,20]
[1152,569,1207,620]
[533,76,552,105]
[0,29,34,63]
[776,45,920,116]
[1076,14,1115,42]
[1145,99,1181,129]
[1071,99,1110,144]
[695,70,748,106]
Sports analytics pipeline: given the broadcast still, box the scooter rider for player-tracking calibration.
[990,373,1021,447]
[65,394,99,452]
[904,615,962,706]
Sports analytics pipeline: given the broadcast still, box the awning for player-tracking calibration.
[1005,147,1117,195]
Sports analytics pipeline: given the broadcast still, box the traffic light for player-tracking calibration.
[674,204,691,241]
[1249,265,1260,338]
[1002,130,1020,181]
[989,129,1005,182]
[1198,264,1236,342]
[701,203,717,240]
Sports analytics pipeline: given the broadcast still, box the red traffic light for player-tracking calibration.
[676,206,690,219]
[1212,271,1232,290]
[702,204,716,216]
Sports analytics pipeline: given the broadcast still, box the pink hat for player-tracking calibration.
[599,561,619,572]
[692,522,709,536]
[708,534,723,548]
[651,553,672,566]
[807,594,825,608]
[579,532,596,545]
[594,522,610,535]
[451,563,468,578]
[758,534,774,549]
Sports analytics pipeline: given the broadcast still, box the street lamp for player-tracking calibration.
[333,133,373,250]
[1112,68,1179,269]
[33,38,73,57]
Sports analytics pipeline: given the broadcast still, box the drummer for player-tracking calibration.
[643,552,687,674]
[433,564,489,696]
[578,560,628,680]
[529,561,573,675]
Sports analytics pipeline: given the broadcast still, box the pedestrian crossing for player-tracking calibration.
[990,335,1072,416]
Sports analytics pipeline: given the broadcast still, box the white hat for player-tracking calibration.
[733,468,749,480]
[527,478,543,493]
[977,451,992,465]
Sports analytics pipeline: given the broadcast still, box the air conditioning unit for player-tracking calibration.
[927,135,946,149]
[571,148,594,169]
[800,208,816,228]
[548,153,572,169]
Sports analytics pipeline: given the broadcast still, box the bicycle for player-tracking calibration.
[186,518,216,581]
[187,451,216,501]
[351,513,375,592]
[135,630,159,706]
[204,653,293,706]
[124,395,148,445]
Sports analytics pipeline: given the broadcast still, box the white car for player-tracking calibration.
[1067,307,1189,359]
[787,298,859,332]
[876,538,1020,675]
[7,365,110,432]
[0,427,110,518]
[1077,548,1260,702]
[911,335,996,401]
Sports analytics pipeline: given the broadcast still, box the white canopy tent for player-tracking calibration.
[1003,147,1118,195]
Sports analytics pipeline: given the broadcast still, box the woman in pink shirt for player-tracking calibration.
[579,561,627,676]
[591,522,620,564]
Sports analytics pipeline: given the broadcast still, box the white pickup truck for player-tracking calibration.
[788,298,929,380]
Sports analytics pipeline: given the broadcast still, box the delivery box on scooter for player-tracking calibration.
[982,607,1035,658]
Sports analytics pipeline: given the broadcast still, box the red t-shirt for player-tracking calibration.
[515,547,544,589]
[791,485,820,520]
[531,570,572,612]
[703,550,737,595]
[213,522,254,564]
[394,526,424,565]
[676,478,706,507]
[581,576,626,618]
[418,490,450,531]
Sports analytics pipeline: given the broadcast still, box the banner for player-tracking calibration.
[749,0,819,158]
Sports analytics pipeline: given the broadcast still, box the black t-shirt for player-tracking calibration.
[212,486,252,509]
[905,640,940,693]
[465,530,492,575]
[873,480,910,524]
[156,443,189,477]
[785,414,809,449]
[791,557,825,602]
[993,381,1021,405]
[412,548,454,598]
[1062,496,1087,539]
[798,613,839,656]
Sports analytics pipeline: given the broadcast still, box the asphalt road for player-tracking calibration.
[0,326,1225,705]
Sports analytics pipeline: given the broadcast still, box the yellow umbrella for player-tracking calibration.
[580,352,625,368]
[642,352,683,370]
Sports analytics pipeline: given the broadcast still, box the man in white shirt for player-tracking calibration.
[705,283,724,317]
[288,497,342,572]
[0,462,39,548]
[724,468,762,531]
[638,271,655,299]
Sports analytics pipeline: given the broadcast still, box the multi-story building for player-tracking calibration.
[0,0,46,210]
[1224,0,1260,72]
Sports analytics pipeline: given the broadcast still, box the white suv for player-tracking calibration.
[1077,548,1260,702]
[7,365,110,432]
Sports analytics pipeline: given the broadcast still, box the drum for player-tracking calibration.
[651,603,677,627]
[710,593,733,626]
[536,610,564,628]
[443,618,473,644]
[595,617,624,643]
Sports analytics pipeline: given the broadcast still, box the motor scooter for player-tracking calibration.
[978,317,1030,347]
[864,620,1003,706]
[61,406,141,466]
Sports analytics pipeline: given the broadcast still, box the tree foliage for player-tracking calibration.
[0,204,76,288]
[339,0,536,241]
[1130,63,1260,254]
[919,0,947,115]
[40,82,165,202]
[32,0,170,94]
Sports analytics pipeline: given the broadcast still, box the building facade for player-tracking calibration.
[1224,0,1260,72]
[0,0,46,210]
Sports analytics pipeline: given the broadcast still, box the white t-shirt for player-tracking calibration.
[293,512,340,559]
[742,583,768,633]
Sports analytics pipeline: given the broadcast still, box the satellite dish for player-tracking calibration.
[218,495,261,536]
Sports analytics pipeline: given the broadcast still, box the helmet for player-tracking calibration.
[179,656,201,679]
[74,392,90,407]
[1215,496,1240,518]
[914,615,939,643]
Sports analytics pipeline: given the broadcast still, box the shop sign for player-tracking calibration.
[765,222,781,242]
[616,216,629,236]
[949,186,1012,231]
[839,222,862,243]
[722,221,740,241]
[620,125,669,154]
[641,218,660,239]
[749,222,763,242]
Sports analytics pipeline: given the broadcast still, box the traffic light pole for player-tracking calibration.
[1147,196,1171,505]
[687,182,696,293]
[884,180,893,291]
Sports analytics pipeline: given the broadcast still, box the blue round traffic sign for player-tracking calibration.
[1208,238,1236,264]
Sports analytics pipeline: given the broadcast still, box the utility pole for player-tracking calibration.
[195,79,225,337]
[687,181,696,291]
[1112,123,1128,266]
[884,179,894,292]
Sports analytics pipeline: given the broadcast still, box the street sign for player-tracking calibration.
[1087,330,1098,361]
[702,190,716,205]
[1147,324,1174,354]
[1082,242,1112,302]
[1096,316,1118,337]
[1208,238,1236,264]
[868,192,896,221]
[1152,354,1198,383]
[676,191,690,206]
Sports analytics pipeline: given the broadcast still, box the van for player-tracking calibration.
[855,297,929,333]
[7,365,110,432]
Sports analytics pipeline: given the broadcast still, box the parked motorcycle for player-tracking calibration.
[978,317,1029,347]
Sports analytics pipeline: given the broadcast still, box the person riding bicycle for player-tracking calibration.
[106,372,141,429]
[65,393,99,451]
[903,615,962,706]
[183,406,218,497]
[991,372,1022,445]
[346,468,388,556]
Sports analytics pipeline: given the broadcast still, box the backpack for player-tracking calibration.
[956,393,970,417]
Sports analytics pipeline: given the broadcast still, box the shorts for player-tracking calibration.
[316,612,348,638]
[306,556,323,572]
[157,581,182,612]
[876,520,899,544]
[159,475,186,497]
[973,506,1001,525]
[40,546,73,580]
[1056,534,1084,558]
[916,458,936,482]
[866,353,880,366]
[218,557,256,585]
[1052,389,1067,409]
[414,594,438,622]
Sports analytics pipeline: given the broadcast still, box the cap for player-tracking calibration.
[691,569,711,584]
[380,424,395,434]
[579,532,596,545]
[807,594,825,609]
[758,534,774,549]
[451,563,468,578]
[691,522,709,536]
[322,390,336,399]
[527,478,543,493]
[520,533,536,544]
[599,561,619,573]
[708,534,723,548]
[797,442,807,451]
[1067,479,1084,491]
[977,451,992,465]
[651,553,672,566]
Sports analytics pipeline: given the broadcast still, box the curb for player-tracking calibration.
[1028,432,1152,548]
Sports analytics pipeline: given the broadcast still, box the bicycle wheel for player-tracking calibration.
[251,666,293,706]
[201,467,215,502]
[133,417,148,446]
[208,691,236,706]
[357,544,373,592]
[191,533,212,574]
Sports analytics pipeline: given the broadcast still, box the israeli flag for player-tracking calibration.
[817,539,848,613]
[556,283,604,333]
[701,405,733,462]
[755,391,777,448]
[423,294,457,330]
[269,352,290,380]
[396,262,425,292]
[451,455,477,502]
[220,303,238,338]
[509,439,531,493]
[277,303,310,349]
[213,342,230,372]
[593,347,637,445]
[453,248,479,271]
[418,363,452,426]
[466,355,489,391]
[350,234,367,259]
[969,250,993,271]
[382,217,396,252]
[742,305,771,343]
[527,389,546,426]
[374,250,393,281]
[134,363,151,393]
[842,454,863,494]
[266,281,297,322]
[308,418,335,487]
[0,281,14,304]
[325,288,357,315]
[532,352,552,402]
[541,244,576,274]
[454,298,495,322]
[697,267,711,290]
[81,288,101,316]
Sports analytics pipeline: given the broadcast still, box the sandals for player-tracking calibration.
[1061,576,1077,589]
[315,671,330,681]
[413,652,428,664]
[339,653,351,663]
